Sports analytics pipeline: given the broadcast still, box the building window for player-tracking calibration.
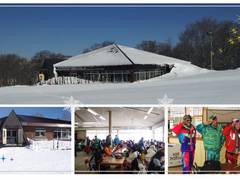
[54,129,71,140]
[35,128,46,137]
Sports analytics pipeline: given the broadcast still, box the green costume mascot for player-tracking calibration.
[196,113,225,161]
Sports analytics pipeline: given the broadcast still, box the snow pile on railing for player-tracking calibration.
[27,138,71,151]
[39,76,93,85]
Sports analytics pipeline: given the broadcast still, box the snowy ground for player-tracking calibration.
[0,140,71,173]
[0,64,239,104]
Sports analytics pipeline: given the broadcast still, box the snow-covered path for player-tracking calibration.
[0,141,71,173]
[0,69,239,104]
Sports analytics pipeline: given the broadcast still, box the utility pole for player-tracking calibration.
[207,31,214,70]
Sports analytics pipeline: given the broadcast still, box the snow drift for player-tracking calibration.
[0,140,71,173]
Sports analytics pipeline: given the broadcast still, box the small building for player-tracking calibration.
[0,110,71,146]
[53,44,178,83]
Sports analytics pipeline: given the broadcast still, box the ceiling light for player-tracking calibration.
[144,115,148,120]
[82,122,97,125]
[87,108,98,116]
[147,107,154,114]
[99,116,106,121]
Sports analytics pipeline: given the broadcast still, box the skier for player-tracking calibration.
[171,115,196,174]
[196,113,225,161]
[223,118,240,165]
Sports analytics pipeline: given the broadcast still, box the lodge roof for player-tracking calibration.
[54,44,191,68]
[17,115,71,125]
[0,113,71,126]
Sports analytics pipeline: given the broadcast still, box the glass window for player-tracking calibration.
[86,129,164,142]
[35,128,46,137]
[54,129,71,140]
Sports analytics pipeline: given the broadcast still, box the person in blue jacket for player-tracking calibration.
[113,135,120,146]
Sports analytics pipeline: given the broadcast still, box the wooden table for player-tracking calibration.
[99,156,125,171]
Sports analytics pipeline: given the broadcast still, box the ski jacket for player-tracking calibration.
[172,122,196,152]
[223,123,240,154]
[196,124,225,151]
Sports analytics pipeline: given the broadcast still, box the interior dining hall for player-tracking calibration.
[75,107,165,174]
[168,107,240,174]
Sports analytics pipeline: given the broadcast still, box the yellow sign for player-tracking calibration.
[39,73,45,82]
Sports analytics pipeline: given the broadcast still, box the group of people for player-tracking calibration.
[79,135,165,173]
[172,114,240,173]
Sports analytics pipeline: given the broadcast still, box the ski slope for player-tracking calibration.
[0,140,71,173]
[0,66,239,104]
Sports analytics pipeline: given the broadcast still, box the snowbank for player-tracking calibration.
[0,68,239,104]
[0,139,71,173]
[28,139,71,151]
[146,62,210,81]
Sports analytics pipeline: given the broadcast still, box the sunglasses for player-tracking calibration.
[235,120,240,124]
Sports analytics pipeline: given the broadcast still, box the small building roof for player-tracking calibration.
[17,115,71,124]
[54,44,191,68]
[0,113,71,128]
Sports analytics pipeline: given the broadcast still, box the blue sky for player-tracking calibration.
[0,107,71,121]
[0,5,240,58]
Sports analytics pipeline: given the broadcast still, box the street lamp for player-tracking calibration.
[207,31,214,70]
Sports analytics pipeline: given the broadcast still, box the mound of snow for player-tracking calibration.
[162,63,209,78]
[0,140,71,173]
[28,138,71,151]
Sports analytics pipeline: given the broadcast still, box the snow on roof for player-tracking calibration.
[54,44,131,67]
[54,44,194,68]
[0,114,71,128]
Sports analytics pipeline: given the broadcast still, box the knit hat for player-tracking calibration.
[209,113,217,121]
[232,118,240,124]
[183,115,192,121]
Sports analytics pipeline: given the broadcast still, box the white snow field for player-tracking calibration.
[0,140,71,173]
[0,68,239,104]
[0,44,239,104]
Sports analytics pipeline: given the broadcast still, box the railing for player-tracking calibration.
[43,69,169,85]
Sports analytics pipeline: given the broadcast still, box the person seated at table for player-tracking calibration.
[123,145,138,170]
[131,150,147,173]
[103,144,113,157]
[145,143,157,163]
[148,149,165,174]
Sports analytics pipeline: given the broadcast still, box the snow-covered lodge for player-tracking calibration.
[0,110,71,146]
[53,44,178,83]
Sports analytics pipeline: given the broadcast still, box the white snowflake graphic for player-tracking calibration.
[157,94,174,107]
[62,96,82,112]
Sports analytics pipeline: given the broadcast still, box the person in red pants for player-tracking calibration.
[223,118,240,165]
[172,115,196,174]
